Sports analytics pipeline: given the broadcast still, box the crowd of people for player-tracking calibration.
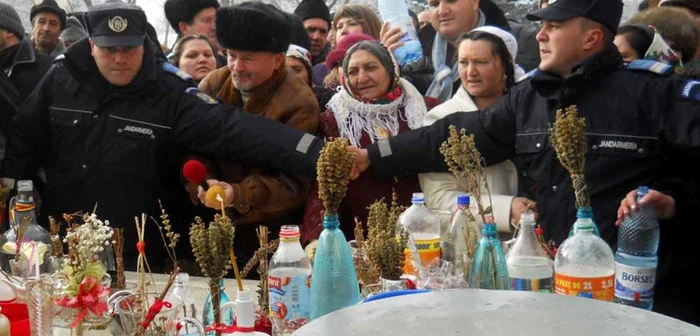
[1,0,699,326]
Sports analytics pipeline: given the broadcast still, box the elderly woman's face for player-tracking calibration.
[336,17,365,45]
[458,39,505,98]
[346,49,391,101]
[286,56,310,86]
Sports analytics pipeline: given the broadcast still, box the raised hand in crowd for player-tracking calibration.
[615,189,676,226]
[511,197,538,225]
[347,146,370,180]
[379,21,405,53]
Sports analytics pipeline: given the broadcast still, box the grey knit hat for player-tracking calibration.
[0,1,26,37]
[60,16,87,45]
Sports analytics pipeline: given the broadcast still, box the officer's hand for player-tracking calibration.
[347,146,369,180]
[511,197,537,225]
[197,180,235,209]
[380,21,405,53]
[616,189,676,226]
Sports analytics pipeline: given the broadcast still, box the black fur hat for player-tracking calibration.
[216,2,291,53]
[164,0,219,34]
[285,12,311,51]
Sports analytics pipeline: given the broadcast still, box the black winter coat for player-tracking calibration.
[366,47,700,324]
[3,38,323,267]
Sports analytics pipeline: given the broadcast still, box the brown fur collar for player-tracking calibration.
[216,59,288,114]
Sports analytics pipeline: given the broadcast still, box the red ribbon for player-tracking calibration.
[55,276,110,328]
[140,299,172,329]
[204,323,255,333]
[136,241,146,254]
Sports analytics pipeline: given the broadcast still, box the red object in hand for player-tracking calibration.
[182,160,207,184]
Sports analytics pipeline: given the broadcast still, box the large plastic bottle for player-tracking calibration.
[567,206,601,237]
[554,211,615,301]
[614,186,659,310]
[398,193,441,273]
[506,213,554,292]
[0,180,51,277]
[165,273,198,335]
[377,0,423,66]
[468,221,509,289]
[442,195,480,280]
[309,214,361,320]
[268,225,312,335]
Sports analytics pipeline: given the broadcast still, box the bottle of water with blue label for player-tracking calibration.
[614,186,659,310]
[269,225,312,335]
[377,0,423,66]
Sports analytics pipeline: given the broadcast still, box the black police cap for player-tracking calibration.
[86,0,146,48]
[526,0,623,34]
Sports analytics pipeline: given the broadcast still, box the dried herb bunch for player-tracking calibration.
[190,214,234,335]
[548,105,589,208]
[155,201,180,270]
[352,217,380,286]
[48,216,64,256]
[440,126,494,223]
[316,138,355,215]
[365,194,408,281]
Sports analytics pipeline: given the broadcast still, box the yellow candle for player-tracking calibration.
[0,307,10,336]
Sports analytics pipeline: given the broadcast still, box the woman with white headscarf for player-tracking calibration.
[420,26,534,236]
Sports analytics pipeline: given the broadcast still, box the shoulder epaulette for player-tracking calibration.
[626,60,673,76]
[163,62,192,81]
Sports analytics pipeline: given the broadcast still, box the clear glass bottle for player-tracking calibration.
[399,193,441,274]
[555,211,615,301]
[506,213,554,292]
[442,195,479,281]
[0,180,51,278]
[468,222,510,289]
[165,272,198,335]
[269,225,312,335]
[614,186,659,310]
[202,279,234,335]
[309,214,361,320]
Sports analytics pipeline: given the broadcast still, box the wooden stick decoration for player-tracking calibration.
[113,228,125,289]
[134,267,180,336]
[256,226,269,310]
[229,248,244,292]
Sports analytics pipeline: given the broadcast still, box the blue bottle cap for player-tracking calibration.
[576,206,592,219]
[456,194,470,206]
[323,213,340,229]
[637,186,649,197]
[411,192,425,203]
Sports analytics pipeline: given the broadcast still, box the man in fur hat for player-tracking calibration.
[294,0,332,65]
[164,0,225,67]
[193,2,319,273]
[30,0,67,56]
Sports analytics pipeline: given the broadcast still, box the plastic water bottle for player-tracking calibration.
[442,195,480,281]
[614,186,659,310]
[165,273,198,335]
[309,214,361,320]
[377,0,423,66]
[268,225,312,335]
[554,210,615,301]
[202,279,235,335]
[468,221,510,289]
[507,213,553,292]
[398,193,441,274]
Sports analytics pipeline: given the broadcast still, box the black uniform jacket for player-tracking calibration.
[366,47,700,324]
[2,39,323,264]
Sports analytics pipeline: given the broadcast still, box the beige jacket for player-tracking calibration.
[419,86,518,233]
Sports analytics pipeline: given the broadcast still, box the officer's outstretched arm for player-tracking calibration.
[171,89,323,177]
[365,93,517,178]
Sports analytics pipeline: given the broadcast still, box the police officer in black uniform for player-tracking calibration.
[1,0,324,269]
[348,0,700,325]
